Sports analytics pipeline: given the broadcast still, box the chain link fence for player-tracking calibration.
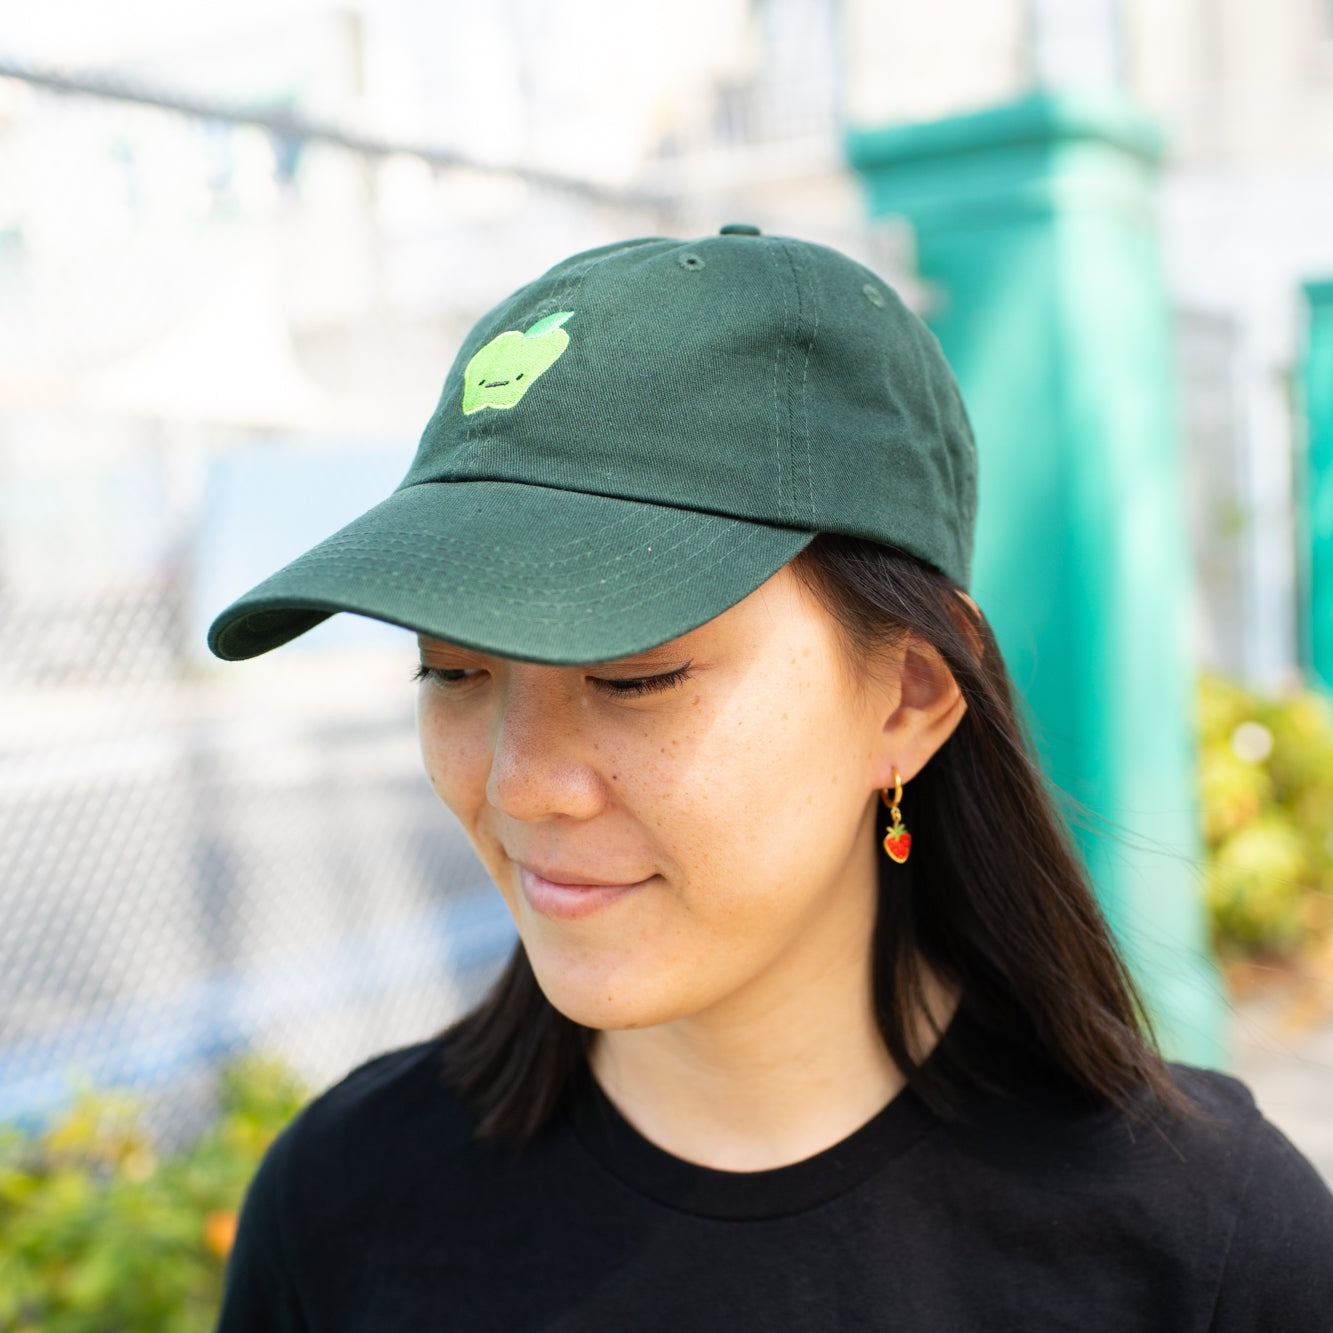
[0,74,653,1152]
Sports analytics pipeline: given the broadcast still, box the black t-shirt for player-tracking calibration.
[215,998,1333,1331]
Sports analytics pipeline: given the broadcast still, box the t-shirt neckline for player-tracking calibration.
[567,1000,981,1221]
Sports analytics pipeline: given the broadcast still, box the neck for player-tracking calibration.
[587,941,959,1174]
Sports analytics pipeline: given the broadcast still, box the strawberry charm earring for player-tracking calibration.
[881,768,911,864]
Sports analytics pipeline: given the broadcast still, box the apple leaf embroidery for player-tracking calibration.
[462,311,575,415]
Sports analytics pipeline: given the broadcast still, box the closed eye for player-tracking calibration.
[412,662,693,697]
[413,664,478,686]
[597,664,693,697]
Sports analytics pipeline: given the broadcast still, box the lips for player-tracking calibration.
[516,863,653,920]
[515,860,648,889]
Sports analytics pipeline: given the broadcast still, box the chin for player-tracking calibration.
[524,946,686,1032]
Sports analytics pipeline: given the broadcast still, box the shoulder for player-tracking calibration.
[940,1054,1332,1294]
[1164,1062,1333,1330]
[217,1036,472,1329]
[238,1033,475,1201]
[940,1057,1333,1329]
[227,1042,472,1245]
[1160,1059,1324,1193]
[292,1034,469,1136]
[273,1033,479,1190]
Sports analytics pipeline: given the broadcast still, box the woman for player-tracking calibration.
[210,227,1333,1331]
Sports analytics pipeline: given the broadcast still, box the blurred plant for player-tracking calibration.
[0,1052,309,1331]
[1198,671,1333,959]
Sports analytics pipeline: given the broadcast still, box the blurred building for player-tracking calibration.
[844,0,1333,686]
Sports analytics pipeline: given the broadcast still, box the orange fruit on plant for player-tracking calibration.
[204,1209,238,1258]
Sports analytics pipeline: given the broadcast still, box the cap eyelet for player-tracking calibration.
[677,253,706,272]
[862,283,886,308]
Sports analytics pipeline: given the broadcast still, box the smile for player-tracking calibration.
[517,866,654,920]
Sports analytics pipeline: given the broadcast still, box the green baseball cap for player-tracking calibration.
[207,225,977,665]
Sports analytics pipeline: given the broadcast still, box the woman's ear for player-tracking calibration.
[870,629,968,790]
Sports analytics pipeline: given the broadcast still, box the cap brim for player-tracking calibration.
[207,480,815,664]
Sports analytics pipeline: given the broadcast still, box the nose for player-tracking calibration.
[485,673,607,822]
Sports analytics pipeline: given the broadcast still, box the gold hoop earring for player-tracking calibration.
[880,768,911,864]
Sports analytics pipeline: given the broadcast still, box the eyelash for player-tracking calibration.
[412,662,693,698]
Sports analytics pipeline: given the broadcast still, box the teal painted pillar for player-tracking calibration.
[1299,280,1333,695]
[848,93,1225,1067]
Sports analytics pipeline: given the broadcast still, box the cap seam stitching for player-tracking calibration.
[762,242,790,524]
[294,506,698,578]
[241,519,796,624]
[781,239,820,525]
[351,478,815,562]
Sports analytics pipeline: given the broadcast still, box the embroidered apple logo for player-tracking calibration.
[462,310,575,415]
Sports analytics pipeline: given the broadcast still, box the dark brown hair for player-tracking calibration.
[431,533,1211,1145]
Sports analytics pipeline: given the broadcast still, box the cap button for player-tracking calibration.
[718,223,761,236]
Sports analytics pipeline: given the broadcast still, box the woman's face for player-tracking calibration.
[416,564,954,1033]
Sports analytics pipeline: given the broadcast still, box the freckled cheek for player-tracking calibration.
[702,696,857,856]
[655,710,800,874]
[418,709,492,825]
[595,721,713,878]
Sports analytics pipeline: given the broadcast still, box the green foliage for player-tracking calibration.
[0,1053,309,1331]
[1198,671,1333,957]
